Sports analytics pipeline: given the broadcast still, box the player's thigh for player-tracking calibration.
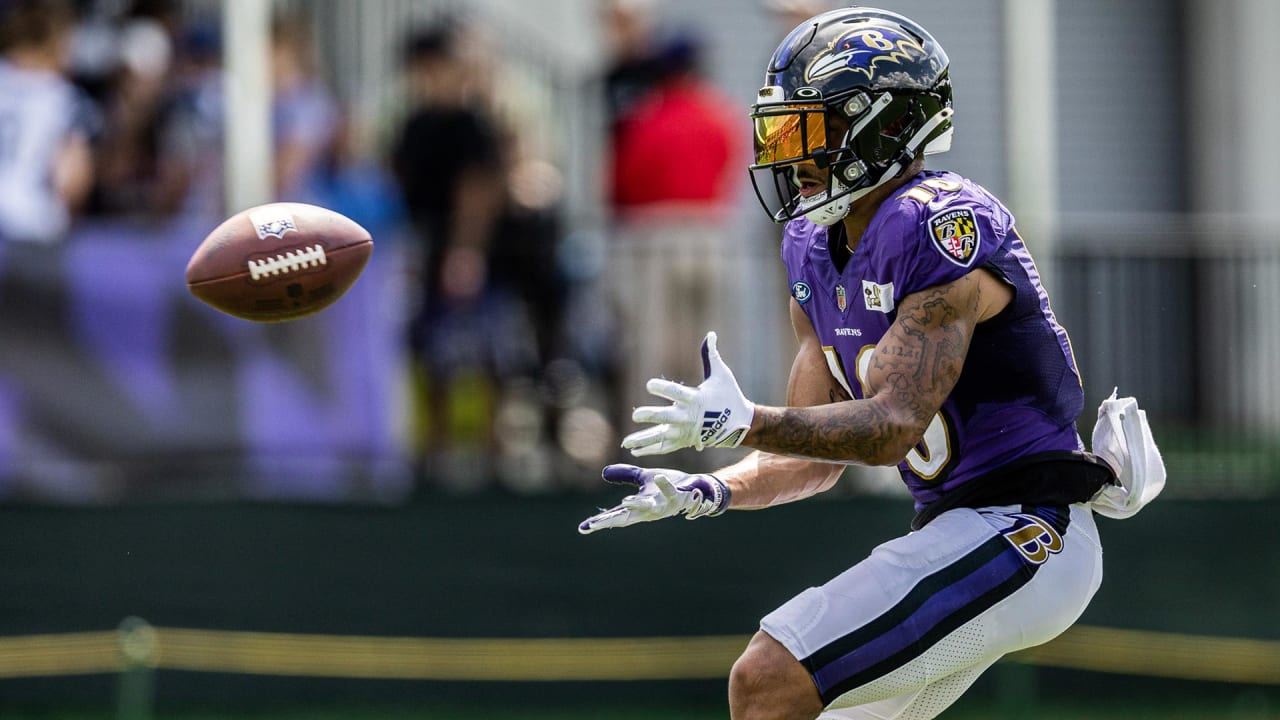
[817,659,995,720]
[760,504,1101,711]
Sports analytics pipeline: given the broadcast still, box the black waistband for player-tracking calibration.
[911,450,1117,530]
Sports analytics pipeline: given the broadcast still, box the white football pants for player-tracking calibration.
[760,503,1103,720]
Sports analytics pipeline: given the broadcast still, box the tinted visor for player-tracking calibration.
[752,104,826,166]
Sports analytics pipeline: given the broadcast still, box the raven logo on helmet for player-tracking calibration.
[805,27,927,83]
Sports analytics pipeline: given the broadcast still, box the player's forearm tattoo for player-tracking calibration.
[752,282,976,464]
[754,395,897,463]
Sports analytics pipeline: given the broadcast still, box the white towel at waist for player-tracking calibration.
[1089,389,1166,519]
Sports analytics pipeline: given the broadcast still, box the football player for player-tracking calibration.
[580,7,1161,720]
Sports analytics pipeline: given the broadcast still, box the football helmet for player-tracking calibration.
[750,7,953,225]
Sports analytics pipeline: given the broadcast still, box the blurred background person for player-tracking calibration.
[85,0,178,221]
[601,0,661,133]
[151,15,225,223]
[389,18,582,491]
[69,0,224,225]
[390,19,510,488]
[270,10,341,201]
[604,21,742,468]
[0,0,95,245]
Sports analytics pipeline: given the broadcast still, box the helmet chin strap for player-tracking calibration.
[802,174,889,226]
[799,175,852,226]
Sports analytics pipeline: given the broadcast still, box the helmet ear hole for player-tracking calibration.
[879,110,915,141]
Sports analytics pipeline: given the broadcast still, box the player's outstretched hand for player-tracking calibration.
[578,464,731,535]
[622,332,755,456]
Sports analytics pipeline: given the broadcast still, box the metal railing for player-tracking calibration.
[1052,216,1280,496]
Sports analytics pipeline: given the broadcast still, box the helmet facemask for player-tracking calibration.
[750,83,954,226]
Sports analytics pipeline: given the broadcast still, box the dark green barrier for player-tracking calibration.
[0,493,1276,709]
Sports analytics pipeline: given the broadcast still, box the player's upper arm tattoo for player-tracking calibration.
[866,278,978,426]
[749,274,982,465]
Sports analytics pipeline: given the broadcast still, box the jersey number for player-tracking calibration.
[900,176,963,205]
[823,345,953,481]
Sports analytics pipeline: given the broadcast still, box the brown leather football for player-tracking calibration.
[185,202,373,322]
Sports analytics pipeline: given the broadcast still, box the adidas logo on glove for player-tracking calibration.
[701,409,733,443]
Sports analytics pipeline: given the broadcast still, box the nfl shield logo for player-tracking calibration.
[249,207,299,240]
[835,284,847,312]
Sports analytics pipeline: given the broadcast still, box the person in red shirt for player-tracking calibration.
[610,33,737,210]
[606,30,743,467]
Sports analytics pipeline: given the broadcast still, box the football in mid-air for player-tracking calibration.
[185,202,373,322]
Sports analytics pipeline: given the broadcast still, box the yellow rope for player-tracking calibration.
[0,625,1275,684]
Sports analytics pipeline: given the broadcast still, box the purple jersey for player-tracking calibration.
[782,170,1084,511]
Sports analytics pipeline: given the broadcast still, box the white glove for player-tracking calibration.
[578,464,731,534]
[622,332,754,456]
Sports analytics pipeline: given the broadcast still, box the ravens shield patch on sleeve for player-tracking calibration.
[928,207,981,267]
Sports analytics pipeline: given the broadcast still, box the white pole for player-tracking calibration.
[1003,0,1058,289]
[1188,0,1280,219]
[222,0,273,215]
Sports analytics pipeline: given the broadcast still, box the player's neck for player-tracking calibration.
[840,200,880,253]
[840,186,900,254]
[841,160,925,253]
